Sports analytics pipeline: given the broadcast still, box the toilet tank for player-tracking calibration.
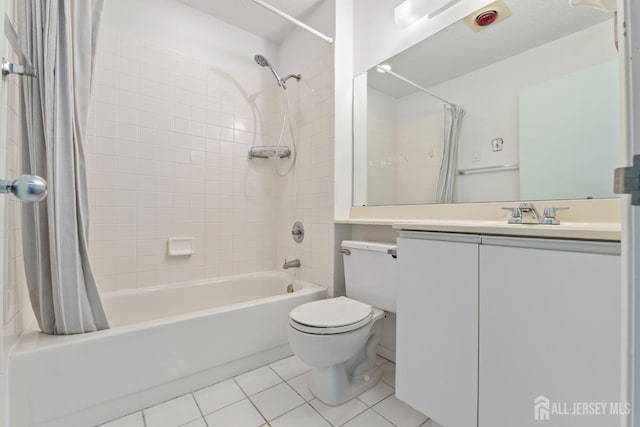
[342,240,397,312]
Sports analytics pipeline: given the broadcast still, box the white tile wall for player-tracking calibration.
[273,49,336,292]
[88,27,285,291]
[365,88,443,206]
[1,3,29,423]
[0,2,30,371]
[1,48,25,354]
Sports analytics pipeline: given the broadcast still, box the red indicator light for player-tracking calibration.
[475,10,498,26]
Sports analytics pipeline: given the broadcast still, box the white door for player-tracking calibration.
[621,1,640,427]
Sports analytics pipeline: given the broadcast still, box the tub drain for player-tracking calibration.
[287,284,294,293]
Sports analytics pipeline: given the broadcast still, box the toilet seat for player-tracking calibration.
[289,297,373,335]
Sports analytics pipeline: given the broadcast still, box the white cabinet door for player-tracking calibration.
[478,238,623,427]
[397,233,480,427]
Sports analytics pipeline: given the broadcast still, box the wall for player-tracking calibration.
[89,0,339,294]
[87,0,283,291]
[274,1,337,293]
[364,87,444,205]
[366,88,397,205]
[1,1,28,424]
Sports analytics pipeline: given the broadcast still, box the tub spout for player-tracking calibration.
[283,259,300,269]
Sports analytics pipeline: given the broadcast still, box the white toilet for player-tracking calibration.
[287,240,396,405]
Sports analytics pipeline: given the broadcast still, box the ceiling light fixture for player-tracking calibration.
[394,0,463,28]
[376,64,392,73]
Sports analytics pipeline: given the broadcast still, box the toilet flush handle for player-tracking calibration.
[339,248,351,256]
[387,247,397,259]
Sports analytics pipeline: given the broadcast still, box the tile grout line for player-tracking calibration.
[190,392,210,427]
[370,404,399,427]
[265,363,336,425]
[232,376,271,426]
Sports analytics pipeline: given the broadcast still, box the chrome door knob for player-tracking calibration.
[0,175,47,202]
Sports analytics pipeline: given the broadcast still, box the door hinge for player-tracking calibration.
[614,155,640,205]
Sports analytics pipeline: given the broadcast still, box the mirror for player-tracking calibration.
[353,0,620,206]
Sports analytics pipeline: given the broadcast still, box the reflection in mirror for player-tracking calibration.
[353,0,621,206]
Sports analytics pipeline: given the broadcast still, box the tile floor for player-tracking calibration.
[100,355,434,427]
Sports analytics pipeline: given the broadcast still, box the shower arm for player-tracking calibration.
[282,74,301,83]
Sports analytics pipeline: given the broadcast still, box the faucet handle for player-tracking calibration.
[541,206,569,225]
[501,207,522,224]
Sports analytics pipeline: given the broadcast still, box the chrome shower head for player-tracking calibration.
[254,54,270,67]
[254,53,285,88]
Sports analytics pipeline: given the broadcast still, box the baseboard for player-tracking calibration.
[377,345,395,363]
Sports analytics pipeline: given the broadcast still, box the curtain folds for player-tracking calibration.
[436,105,465,204]
[18,0,109,334]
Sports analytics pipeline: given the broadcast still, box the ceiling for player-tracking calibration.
[367,0,614,98]
[177,0,326,44]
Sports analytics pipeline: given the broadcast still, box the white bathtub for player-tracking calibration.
[8,271,326,427]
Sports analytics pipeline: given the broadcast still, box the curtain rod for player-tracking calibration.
[379,67,457,108]
[250,0,334,44]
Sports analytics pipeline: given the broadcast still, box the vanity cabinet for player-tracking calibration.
[396,232,623,427]
[396,233,480,427]
[478,237,622,427]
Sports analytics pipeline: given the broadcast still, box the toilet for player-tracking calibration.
[287,240,396,405]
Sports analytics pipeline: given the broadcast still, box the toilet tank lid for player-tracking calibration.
[341,240,396,253]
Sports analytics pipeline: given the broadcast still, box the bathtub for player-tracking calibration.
[8,271,326,427]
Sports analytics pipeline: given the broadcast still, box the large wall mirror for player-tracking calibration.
[353,0,621,206]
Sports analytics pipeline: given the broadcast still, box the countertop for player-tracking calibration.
[391,220,621,241]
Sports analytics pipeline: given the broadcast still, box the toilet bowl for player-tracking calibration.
[287,241,397,406]
[288,297,385,405]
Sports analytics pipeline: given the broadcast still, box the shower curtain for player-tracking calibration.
[436,105,465,204]
[17,0,109,334]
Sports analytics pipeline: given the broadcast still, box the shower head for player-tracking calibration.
[254,53,285,88]
[254,54,270,67]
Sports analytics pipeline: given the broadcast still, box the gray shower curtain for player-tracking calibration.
[436,105,465,204]
[18,0,109,334]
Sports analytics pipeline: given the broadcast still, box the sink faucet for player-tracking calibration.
[518,202,541,223]
[283,259,300,269]
[502,202,570,225]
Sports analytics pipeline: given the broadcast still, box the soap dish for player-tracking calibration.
[167,237,194,256]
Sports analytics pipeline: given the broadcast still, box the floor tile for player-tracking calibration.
[310,398,368,426]
[235,366,283,396]
[180,419,207,427]
[270,355,311,380]
[193,379,246,415]
[343,409,394,427]
[373,395,428,427]
[143,395,201,427]
[357,381,394,407]
[270,404,331,427]
[286,371,314,401]
[100,412,144,427]
[204,399,265,427]
[381,363,396,388]
[250,382,306,421]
